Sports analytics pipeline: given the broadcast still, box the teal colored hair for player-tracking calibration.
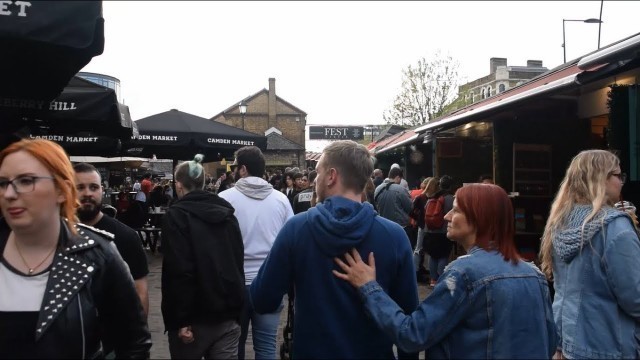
[175,153,206,191]
[189,154,204,178]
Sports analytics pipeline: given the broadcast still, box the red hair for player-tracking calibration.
[455,184,519,263]
[0,139,79,232]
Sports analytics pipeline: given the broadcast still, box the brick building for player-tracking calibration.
[459,57,548,105]
[211,78,307,168]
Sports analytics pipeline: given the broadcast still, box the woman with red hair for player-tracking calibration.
[333,184,557,358]
[0,139,151,358]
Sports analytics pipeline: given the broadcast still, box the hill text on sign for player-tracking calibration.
[309,126,364,140]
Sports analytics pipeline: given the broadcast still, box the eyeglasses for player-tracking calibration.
[610,172,627,184]
[0,175,55,194]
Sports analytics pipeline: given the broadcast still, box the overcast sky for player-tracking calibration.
[82,1,640,131]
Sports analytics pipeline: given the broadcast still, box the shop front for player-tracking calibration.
[382,32,640,261]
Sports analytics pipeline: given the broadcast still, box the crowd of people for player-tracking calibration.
[1,138,639,359]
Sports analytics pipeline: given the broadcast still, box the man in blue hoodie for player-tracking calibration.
[250,140,418,359]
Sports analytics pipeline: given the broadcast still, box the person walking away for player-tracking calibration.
[423,175,454,287]
[374,167,414,248]
[409,177,436,283]
[250,140,418,359]
[161,154,245,359]
[141,173,153,200]
[362,177,377,212]
[390,163,409,193]
[0,139,151,358]
[334,184,557,358]
[540,149,640,359]
[73,163,150,319]
[410,178,428,201]
[218,146,293,359]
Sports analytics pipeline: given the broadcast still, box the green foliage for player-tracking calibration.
[383,51,461,126]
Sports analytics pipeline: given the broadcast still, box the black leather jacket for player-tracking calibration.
[0,219,152,359]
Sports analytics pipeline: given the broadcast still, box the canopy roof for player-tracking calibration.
[124,109,267,160]
[3,76,134,138]
[0,1,104,101]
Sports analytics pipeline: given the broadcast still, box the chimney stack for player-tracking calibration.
[527,60,543,67]
[490,57,507,73]
[268,78,276,128]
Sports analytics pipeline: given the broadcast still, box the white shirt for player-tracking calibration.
[0,262,48,311]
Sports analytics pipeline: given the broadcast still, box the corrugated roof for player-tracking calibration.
[415,32,640,135]
[377,132,421,154]
[305,152,322,161]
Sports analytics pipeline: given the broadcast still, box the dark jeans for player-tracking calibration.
[168,320,240,360]
[404,225,418,250]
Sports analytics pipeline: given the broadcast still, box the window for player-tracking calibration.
[481,88,486,99]
[487,87,492,97]
[499,84,506,93]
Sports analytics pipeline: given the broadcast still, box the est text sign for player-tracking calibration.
[309,126,364,140]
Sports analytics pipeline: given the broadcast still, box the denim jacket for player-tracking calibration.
[358,247,557,358]
[552,205,640,359]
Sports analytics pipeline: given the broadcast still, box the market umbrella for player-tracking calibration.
[4,126,123,157]
[2,76,135,139]
[123,109,267,160]
[0,1,104,101]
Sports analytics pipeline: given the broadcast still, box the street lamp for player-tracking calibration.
[562,18,603,63]
[238,100,247,130]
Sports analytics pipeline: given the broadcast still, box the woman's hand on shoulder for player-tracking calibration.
[333,248,376,288]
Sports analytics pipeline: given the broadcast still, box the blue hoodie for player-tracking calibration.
[250,196,419,359]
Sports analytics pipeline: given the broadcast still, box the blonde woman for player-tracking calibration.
[540,149,640,359]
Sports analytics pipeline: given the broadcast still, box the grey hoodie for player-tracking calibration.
[233,177,274,200]
[553,204,628,263]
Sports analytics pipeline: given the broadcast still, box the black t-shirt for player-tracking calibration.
[94,216,149,280]
[292,189,314,214]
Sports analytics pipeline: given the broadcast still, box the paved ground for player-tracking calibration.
[146,251,432,359]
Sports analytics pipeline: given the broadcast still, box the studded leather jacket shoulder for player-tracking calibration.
[0,219,152,359]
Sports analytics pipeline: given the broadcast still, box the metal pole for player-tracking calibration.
[242,113,245,130]
[598,0,604,49]
[563,20,567,63]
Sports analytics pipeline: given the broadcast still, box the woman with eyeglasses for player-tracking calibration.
[540,149,640,359]
[0,139,151,358]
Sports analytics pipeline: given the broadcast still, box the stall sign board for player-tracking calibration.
[309,126,364,140]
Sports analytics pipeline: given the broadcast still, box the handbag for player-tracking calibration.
[279,281,295,360]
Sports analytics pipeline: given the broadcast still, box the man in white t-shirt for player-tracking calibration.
[218,146,293,360]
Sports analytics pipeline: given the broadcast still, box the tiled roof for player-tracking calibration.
[266,132,304,151]
[305,152,322,161]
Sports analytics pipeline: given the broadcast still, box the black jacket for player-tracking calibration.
[0,219,151,359]
[161,190,245,331]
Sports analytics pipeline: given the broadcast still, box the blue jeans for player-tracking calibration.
[238,285,283,360]
[429,256,448,282]
[413,227,429,272]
